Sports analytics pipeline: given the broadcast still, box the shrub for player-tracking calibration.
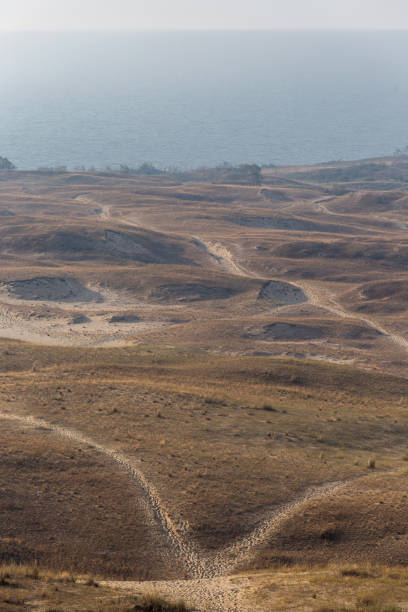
[138,592,189,611]
[262,403,278,412]
[0,156,15,170]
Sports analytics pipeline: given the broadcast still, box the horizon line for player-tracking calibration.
[1,27,408,33]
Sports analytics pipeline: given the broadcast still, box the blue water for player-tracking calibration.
[1,30,408,170]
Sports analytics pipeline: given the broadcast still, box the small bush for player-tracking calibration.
[262,403,278,412]
[341,568,375,578]
[0,568,11,586]
[204,396,218,405]
[26,563,40,580]
[0,156,15,170]
[138,592,189,611]
[55,571,75,584]
[355,594,402,611]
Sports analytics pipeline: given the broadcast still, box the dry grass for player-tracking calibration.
[0,562,187,611]
[0,167,408,608]
[2,560,408,611]
[0,168,407,374]
[0,343,408,576]
[138,592,189,611]
[0,416,175,580]
[240,563,408,611]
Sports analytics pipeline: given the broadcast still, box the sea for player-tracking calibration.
[1,30,408,170]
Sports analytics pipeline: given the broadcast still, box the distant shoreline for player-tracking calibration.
[1,154,405,174]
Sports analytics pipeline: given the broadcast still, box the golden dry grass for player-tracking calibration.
[0,167,407,374]
[1,341,408,576]
[240,563,408,611]
[0,164,408,608]
[0,562,190,611]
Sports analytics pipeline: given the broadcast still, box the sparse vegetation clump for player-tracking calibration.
[0,564,190,611]
[119,162,162,175]
[0,156,15,170]
[138,592,189,611]
[367,458,376,470]
[242,564,408,611]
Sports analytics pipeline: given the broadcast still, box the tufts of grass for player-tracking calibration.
[367,458,376,470]
[25,562,40,580]
[341,567,377,579]
[54,571,76,584]
[355,593,402,611]
[138,592,189,611]
[204,395,219,405]
[0,563,192,611]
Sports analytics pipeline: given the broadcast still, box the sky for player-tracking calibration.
[1,0,408,31]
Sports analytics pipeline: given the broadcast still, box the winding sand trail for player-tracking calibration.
[75,195,112,221]
[0,409,205,579]
[0,408,363,610]
[3,195,407,608]
[193,228,408,354]
[0,409,350,579]
[297,281,408,352]
[102,480,353,610]
[97,197,408,354]
[313,197,340,216]
[192,237,249,277]
[191,232,408,353]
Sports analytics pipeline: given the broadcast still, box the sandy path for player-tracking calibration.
[99,203,112,220]
[194,235,408,353]
[313,197,339,216]
[0,408,368,610]
[0,410,206,578]
[192,237,249,277]
[75,195,112,220]
[0,411,358,576]
[313,195,408,230]
[0,408,241,609]
[298,281,408,353]
[92,199,408,354]
[102,480,351,610]
[103,575,246,612]
[82,194,160,233]
[209,480,348,577]
[2,195,406,607]
[314,197,406,237]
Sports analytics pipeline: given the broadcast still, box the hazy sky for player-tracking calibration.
[2,0,408,31]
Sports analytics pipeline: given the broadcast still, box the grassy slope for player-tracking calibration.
[1,164,408,609]
[0,563,189,611]
[1,340,408,577]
